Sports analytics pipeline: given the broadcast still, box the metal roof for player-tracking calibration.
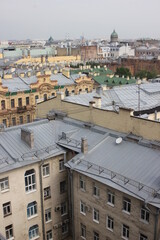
[51,73,74,86]
[63,82,160,111]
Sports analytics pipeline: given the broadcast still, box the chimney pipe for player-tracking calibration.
[81,137,88,154]
[21,127,34,148]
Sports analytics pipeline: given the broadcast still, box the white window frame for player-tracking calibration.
[27,201,37,218]
[107,216,114,231]
[81,223,86,239]
[61,202,67,216]
[94,231,99,240]
[62,223,68,235]
[80,176,86,191]
[0,177,9,192]
[43,164,50,177]
[80,201,86,215]
[107,191,115,206]
[25,169,36,193]
[93,184,100,197]
[45,208,52,223]
[46,230,53,240]
[59,159,65,172]
[141,207,149,223]
[5,224,13,240]
[93,208,99,223]
[29,225,39,240]
[44,186,51,199]
[140,233,148,240]
[3,202,11,217]
[122,224,129,240]
[123,197,131,214]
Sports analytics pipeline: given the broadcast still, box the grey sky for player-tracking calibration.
[0,0,160,40]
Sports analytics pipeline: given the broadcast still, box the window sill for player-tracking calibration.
[4,213,12,217]
[8,238,14,240]
[61,213,68,217]
[28,214,38,220]
[122,210,130,215]
[107,202,114,207]
[93,195,99,199]
[1,189,9,193]
[140,219,149,224]
[26,189,37,195]
[107,227,113,232]
[43,175,50,178]
[93,219,99,224]
[81,237,86,240]
[80,188,86,192]
[30,236,39,240]
[46,219,52,224]
[80,211,86,216]
[44,196,51,200]
[121,236,129,240]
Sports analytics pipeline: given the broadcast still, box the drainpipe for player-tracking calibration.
[70,169,75,240]
[154,207,160,240]
[39,160,45,240]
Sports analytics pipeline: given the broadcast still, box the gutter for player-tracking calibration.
[39,160,45,240]
[154,207,160,240]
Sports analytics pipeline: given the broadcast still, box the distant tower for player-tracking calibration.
[110,30,118,43]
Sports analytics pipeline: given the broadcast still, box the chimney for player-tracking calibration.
[93,96,101,108]
[81,137,88,154]
[96,86,103,95]
[21,127,34,148]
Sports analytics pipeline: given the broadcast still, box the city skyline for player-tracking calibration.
[0,0,160,40]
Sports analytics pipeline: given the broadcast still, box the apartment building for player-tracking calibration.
[66,133,160,240]
[0,69,93,127]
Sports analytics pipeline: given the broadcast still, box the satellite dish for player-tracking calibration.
[116,137,123,145]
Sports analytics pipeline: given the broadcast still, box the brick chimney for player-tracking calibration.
[21,127,34,148]
[81,137,88,154]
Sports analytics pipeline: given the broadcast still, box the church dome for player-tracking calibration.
[110,30,118,43]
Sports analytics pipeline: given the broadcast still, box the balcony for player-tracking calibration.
[17,106,27,113]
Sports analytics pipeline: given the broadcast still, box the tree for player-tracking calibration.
[135,70,157,79]
[115,67,131,78]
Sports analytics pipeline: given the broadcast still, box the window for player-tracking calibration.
[27,115,30,123]
[3,202,11,217]
[44,94,47,101]
[1,100,5,110]
[123,197,131,213]
[51,93,55,96]
[35,95,39,103]
[141,207,149,222]
[2,119,6,126]
[5,224,13,240]
[80,201,86,215]
[45,208,52,222]
[29,225,39,240]
[122,224,129,239]
[108,191,115,206]
[60,180,66,194]
[18,98,22,107]
[93,208,99,223]
[59,159,65,171]
[12,117,16,126]
[80,176,86,191]
[93,183,99,197]
[61,202,67,216]
[27,201,37,218]
[19,116,23,124]
[44,186,51,199]
[0,177,9,191]
[81,223,86,239]
[94,231,99,240]
[26,97,29,105]
[140,233,148,240]
[46,230,52,240]
[107,216,114,231]
[25,169,36,192]
[11,99,15,108]
[62,223,68,234]
[43,164,50,177]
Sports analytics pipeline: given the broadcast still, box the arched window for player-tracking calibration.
[1,100,5,110]
[24,169,36,192]
[44,94,47,101]
[29,225,39,240]
[27,201,37,218]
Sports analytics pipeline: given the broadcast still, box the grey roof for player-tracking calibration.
[64,83,160,111]
[66,132,160,208]
[51,73,74,86]
[2,77,30,92]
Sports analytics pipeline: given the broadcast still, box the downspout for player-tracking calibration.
[154,208,160,240]
[70,169,75,240]
[39,160,45,240]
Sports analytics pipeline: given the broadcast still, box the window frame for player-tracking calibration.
[61,202,67,216]
[93,183,100,198]
[43,163,50,177]
[5,224,13,240]
[45,208,52,223]
[93,208,99,223]
[93,231,99,240]
[59,159,65,172]
[25,169,36,193]
[27,201,37,219]
[3,202,12,217]
[0,177,9,192]
[140,207,150,223]
[62,223,68,235]
[29,224,39,240]
[80,201,86,215]
[81,223,86,239]
[107,190,115,206]
[107,216,114,231]
[80,176,86,191]
[60,180,66,194]
[123,197,131,214]
[46,230,53,240]
[140,233,148,240]
[122,224,129,240]
[44,186,51,200]
[11,99,15,108]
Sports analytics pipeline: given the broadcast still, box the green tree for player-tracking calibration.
[115,67,131,78]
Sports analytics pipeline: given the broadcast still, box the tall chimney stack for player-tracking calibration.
[21,128,34,148]
[81,137,88,154]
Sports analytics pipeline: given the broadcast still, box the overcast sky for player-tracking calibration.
[0,0,160,40]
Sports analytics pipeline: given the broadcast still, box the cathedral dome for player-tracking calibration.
[110,30,118,43]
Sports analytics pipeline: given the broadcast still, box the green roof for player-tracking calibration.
[93,76,136,86]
